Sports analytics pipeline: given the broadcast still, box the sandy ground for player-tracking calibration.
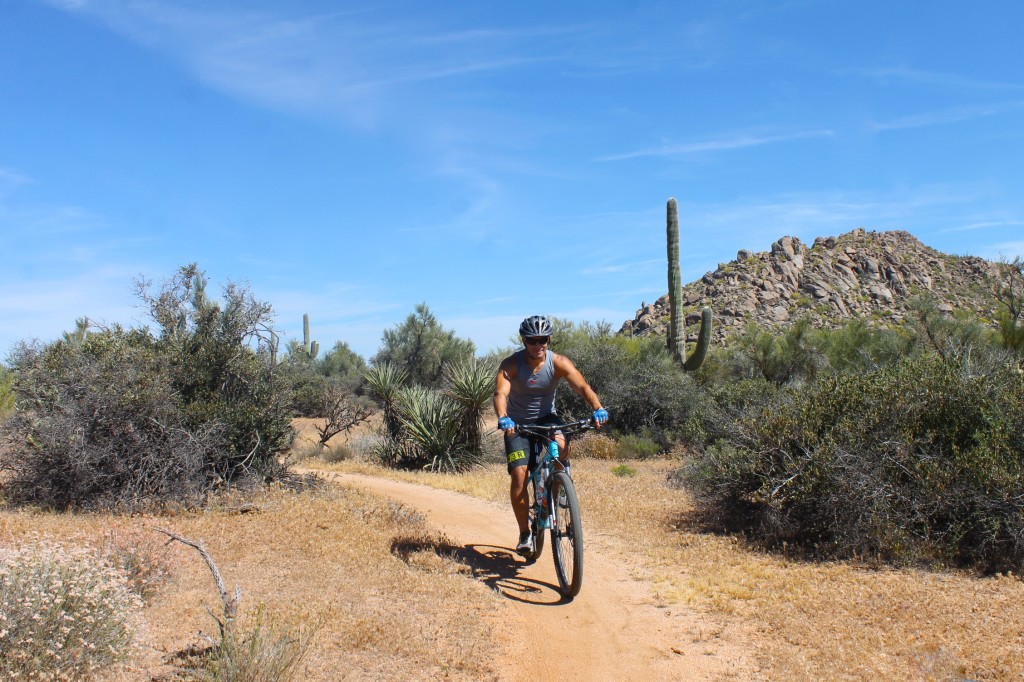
[324,471,760,681]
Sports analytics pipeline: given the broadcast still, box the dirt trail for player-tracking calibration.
[324,472,758,681]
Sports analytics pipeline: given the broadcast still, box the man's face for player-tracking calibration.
[522,336,550,359]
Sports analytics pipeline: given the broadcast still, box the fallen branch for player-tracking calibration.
[154,526,241,640]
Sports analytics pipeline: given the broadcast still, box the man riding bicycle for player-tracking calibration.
[493,315,609,555]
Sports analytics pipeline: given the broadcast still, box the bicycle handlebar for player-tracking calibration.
[514,419,597,439]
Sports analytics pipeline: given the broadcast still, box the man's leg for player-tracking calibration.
[510,465,530,533]
[554,432,570,470]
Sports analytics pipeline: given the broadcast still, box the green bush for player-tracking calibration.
[615,434,662,459]
[611,463,637,477]
[552,322,702,441]
[684,354,1024,571]
[0,541,142,679]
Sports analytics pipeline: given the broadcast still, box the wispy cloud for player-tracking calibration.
[856,66,1024,92]
[0,166,32,190]
[598,128,835,161]
[977,241,1024,261]
[580,258,662,276]
[938,219,1024,234]
[37,1,581,128]
[0,267,143,356]
[870,101,1024,132]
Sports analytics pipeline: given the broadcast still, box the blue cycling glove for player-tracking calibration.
[592,408,609,425]
[498,416,516,431]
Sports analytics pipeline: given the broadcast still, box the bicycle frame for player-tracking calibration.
[515,419,593,598]
[517,420,590,524]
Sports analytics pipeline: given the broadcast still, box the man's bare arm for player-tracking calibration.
[493,358,514,418]
[553,354,603,412]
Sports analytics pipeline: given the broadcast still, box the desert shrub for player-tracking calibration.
[279,361,332,417]
[2,331,219,510]
[0,365,14,418]
[817,318,910,374]
[712,317,827,385]
[195,605,317,682]
[572,433,618,460]
[684,353,1024,571]
[347,433,385,461]
[102,528,177,604]
[615,433,662,459]
[319,443,354,463]
[0,265,294,510]
[677,374,779,450]
[0,540,142,679]
[611,464,637,478]
[552,323,702,441]
[364,357,489,472]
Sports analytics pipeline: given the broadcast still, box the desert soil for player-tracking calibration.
[322,471,761,681]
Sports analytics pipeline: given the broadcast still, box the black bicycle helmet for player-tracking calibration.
[519,315,553,337]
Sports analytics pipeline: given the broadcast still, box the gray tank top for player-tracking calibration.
[507,349,557,422]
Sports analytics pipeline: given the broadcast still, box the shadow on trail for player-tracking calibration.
[391,536,571,605]
[457,544,572,605]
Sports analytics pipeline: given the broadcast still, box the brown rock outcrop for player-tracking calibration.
[621,228,1005,345]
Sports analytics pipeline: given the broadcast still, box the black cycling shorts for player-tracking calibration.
[504,413,567,474]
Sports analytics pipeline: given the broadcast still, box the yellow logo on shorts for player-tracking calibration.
[507,450,526,463]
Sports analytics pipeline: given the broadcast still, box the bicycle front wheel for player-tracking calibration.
[529,478,546,562]
[550,471,583,597]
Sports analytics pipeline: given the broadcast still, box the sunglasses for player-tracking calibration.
[524,337,550,346]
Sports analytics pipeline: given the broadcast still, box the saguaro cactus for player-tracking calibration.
[302,313,320,361]
[666,197,712,372]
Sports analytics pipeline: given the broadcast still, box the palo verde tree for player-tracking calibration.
[135,264,294,481]
[372,303,475,388]
[319,340,369,391]
[994,256,1024,359]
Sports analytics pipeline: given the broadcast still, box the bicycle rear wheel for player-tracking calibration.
[550,471,583,597]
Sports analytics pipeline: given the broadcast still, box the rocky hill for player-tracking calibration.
[621,228,1005,345]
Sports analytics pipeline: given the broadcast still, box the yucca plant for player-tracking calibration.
[364,362,407,442]
[443,358,495,459]
[396,385,478,472]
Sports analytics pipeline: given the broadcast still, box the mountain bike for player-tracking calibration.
[516,419,595,598]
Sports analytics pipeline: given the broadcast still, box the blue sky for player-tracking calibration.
[3,0,1023,361]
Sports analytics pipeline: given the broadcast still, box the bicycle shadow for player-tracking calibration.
[448,543,573,606]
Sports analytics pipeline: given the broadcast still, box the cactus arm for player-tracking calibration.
[683,307,713,372]
[666,197,712,372]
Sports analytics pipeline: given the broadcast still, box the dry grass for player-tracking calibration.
[311,453,1024,681]
[0,484,499,681]
[4,412,1022,681]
